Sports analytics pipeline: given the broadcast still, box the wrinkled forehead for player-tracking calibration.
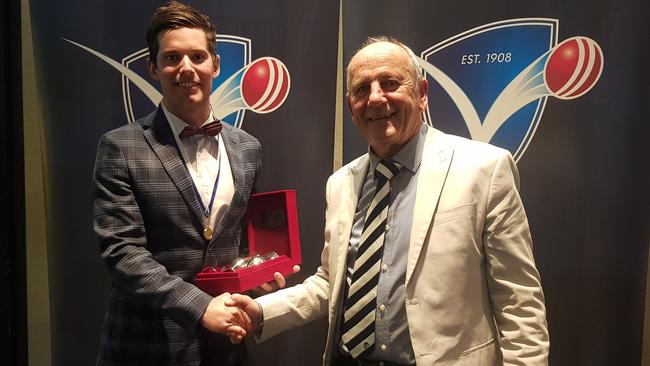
[349,42,410,76]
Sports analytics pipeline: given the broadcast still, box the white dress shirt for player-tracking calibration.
[162,103,234,232]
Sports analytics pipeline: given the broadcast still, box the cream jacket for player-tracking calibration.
[257,127,549,365]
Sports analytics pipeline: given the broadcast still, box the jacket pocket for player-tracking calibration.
[459,337,496,357]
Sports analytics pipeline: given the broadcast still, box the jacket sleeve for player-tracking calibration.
[483,151,550,365]
[93,132,212,332]
[254,173,335,341]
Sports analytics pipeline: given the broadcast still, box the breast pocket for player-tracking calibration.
[433,201,476,226]
[427,201,480,259]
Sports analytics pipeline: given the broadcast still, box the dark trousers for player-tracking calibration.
[199,327,248,366]
[332,352,413,366]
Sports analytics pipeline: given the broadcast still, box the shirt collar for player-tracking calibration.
[368,123,427,177]
[161,102,215,139]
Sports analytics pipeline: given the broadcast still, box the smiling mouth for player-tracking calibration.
[177,81,199,87]
[368,112,396,121]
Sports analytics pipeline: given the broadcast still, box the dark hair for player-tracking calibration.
[145,1,217,62]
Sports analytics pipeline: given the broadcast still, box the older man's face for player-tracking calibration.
[347,42,427,158]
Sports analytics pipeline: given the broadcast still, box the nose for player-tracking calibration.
[178,55,195,74]
[367,82,386,106]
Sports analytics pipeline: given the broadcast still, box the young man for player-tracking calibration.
[93,2,288,365]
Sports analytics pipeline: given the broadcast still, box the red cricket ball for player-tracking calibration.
[241,57,291,113]
[544,36,604,99]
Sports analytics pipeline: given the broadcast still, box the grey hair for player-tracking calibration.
[346,36,423,94]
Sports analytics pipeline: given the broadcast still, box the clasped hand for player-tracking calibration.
[200,266,299,343]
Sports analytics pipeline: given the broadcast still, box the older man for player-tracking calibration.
[228,37,549,366]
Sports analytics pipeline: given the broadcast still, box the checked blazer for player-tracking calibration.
[93,106,261,366]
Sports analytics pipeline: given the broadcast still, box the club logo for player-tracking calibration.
[419,18,603,160]
[63,35,290,128]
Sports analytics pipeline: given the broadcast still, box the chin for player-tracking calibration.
[187,95,208,105]
[383,126,398,138]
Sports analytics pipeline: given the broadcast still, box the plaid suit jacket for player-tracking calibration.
[93,107,261,365]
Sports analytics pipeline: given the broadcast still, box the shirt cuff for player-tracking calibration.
[254,300,264,336]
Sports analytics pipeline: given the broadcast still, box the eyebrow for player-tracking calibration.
[160,48,209,54]
[352,71,401,85]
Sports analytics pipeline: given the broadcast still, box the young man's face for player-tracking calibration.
[148,27,219,123]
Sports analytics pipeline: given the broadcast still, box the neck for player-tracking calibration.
[370,144,401,159]
[164,100,210,127]
[371,124,422,159]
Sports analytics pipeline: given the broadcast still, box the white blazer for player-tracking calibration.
[257,127,549,365]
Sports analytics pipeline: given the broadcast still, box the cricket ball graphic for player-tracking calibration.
[241,57,290,113]
[544,36,604,99]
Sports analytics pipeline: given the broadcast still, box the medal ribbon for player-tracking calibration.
[193,148,222,221]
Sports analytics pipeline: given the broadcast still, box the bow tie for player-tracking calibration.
[179,120,222,139]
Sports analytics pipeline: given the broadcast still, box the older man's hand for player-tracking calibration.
[250,265,301,295]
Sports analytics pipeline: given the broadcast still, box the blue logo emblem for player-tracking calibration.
[419,18,603,160]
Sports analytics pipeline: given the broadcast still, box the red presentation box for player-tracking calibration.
[195,190,301,295]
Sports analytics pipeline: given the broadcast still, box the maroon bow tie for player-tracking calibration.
[179,120,222,139]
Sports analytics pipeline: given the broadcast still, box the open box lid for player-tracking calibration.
[244,190,301,264]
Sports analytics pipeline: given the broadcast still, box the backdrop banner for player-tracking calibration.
[27,1,338,364]
[343,1,649,365]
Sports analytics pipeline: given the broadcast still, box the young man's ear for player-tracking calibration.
[212,54,221,78]
[148,57,160,80]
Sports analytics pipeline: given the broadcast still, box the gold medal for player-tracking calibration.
[203,226,213,240]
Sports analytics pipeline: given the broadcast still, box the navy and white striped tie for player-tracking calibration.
[342,159,401,358]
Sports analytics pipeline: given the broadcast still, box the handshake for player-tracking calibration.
[199,265,300,343]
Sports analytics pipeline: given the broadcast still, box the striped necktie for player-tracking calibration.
[341,159,401,358]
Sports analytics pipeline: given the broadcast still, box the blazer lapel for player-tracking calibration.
[405,128,453,286]
[143,107,205,226]
[331,156,369,304]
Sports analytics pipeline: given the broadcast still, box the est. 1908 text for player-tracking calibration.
[461,53,512,65]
